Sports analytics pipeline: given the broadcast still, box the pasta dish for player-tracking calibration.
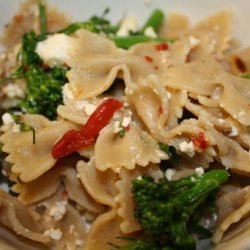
[0,0,249,249]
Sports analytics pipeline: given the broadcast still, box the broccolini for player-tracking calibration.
[112,170,229,250]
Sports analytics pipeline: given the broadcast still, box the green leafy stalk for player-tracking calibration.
[240,73,250,79]
[39,1,47,34]
[113,35,165,49]
[141,9,165,33]
[19,123,36,144]
[118,127,126,138]
[159,143,180,164]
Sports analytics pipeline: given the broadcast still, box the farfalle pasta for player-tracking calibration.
[0,0,249,249]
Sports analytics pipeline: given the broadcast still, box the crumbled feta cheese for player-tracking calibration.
[12,124,20,132]
[116,16,138,37]
[229,126,238,137]
[165,169,176,181]
[121,116,131,127]
[211,86,222,100]
[69,225,75,234]
[189,36,200,48]
[84,103,96,116]
[217,118,225,125]
[123,102,129,107]
[44,228,62,241]
[137,176,142,180]
[179,141,195,157]
[2,113,15,126]
[114,167,121,174]
[2,83,25,99]
[49,201,67,221]
[114,121,122,133]
[166,91,172,99]
[36,33,75,67]
[62,83,74,102]
[76,239,84,246]
[144,27,157,38]
[195,167,204,176]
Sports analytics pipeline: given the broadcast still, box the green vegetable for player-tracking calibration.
[113,35,165,50]
[114,170,229,249]
[240,73,250,79]
[118,127,126,138]
[159,143,180,164]
[19,123,36,144]
[141,9,165,33]
[38,1,47,34]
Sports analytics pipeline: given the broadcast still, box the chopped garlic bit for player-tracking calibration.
[44,228,62,241]
[189,36,200,48]
[229,126,238,137]
[49,201,67,221]
[217,118,225,125]
[137,176,142,180]
[165,168,176,181]
[121,116,131,127]
[116,16,138,37]
[144,27,157,38]
[166,91,172,99]
[12,124,20,132]
[179,141,195,157]
[195,167,204,176]
[76,239,84,246]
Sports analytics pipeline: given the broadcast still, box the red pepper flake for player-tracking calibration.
[155,43,168,51]
[144,55,153,63]
[52,98,123,159]
[158,105,163,115]
[191,132,208,149]
[125,124,130,132]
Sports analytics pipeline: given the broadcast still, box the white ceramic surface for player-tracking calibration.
[0,0,249,47]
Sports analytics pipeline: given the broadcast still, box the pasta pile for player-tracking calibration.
[0,0,250,249]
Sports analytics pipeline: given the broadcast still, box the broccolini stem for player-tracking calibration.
[113,35,165,49]
[38,1,47,34]
[58,22,96,34]
[141,9,165,33]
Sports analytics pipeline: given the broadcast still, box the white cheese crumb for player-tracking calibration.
[217,118,225,125]
[166,91,172,99]
[69,225,75,234]
[2,113,15,126]
[116,16,138,37]
[229,126,238,137]
[121,116,131,127]
[12,124,20,132]
[2,83,25,99]
[165,169,176,181]
[44,228,62,241]
[195,167,204,176]
[144,27,157,38]
[179,141,195,157]
[114,167,121,174]
[114,121,122,133]
[49,201,67,221]
[76,239,84,246]
[189,36,200,48]
[62,83,74,102]
[36,33,75,67]
[84,103,96,116]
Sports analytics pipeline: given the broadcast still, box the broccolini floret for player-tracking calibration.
[112,170,229,250]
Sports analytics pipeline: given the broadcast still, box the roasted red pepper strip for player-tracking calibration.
[191,132,208,149]
[52,98,123,159]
